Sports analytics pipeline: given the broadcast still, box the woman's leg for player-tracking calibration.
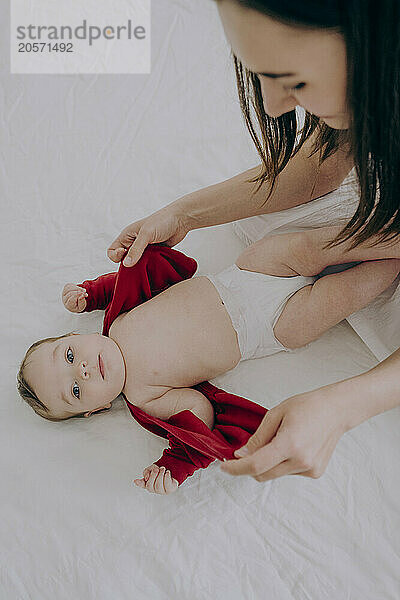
[273,259,400,349]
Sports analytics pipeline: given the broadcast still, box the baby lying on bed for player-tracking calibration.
[17,232,400,494]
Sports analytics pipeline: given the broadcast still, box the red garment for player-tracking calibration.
[80,244,267,485]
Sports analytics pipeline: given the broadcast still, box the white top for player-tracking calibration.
[232,166,359,244]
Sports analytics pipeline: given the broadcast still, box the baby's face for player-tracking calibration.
[25,333,126,418]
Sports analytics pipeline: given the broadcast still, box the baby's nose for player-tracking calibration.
[80,361,90,379]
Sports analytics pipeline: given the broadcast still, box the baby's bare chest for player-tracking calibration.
[108,277,239,404]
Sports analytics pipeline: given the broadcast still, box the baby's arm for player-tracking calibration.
[274,258,400,348]
[62,272,117,313]
[134,388,215,495]
[78,272,117,311]
[142,387,215,429]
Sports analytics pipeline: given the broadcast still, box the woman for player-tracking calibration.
[107,0,400,483]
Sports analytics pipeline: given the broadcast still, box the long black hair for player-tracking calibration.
[217,0,400,249]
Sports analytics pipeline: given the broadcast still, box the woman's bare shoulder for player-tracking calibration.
[253,131,354,214]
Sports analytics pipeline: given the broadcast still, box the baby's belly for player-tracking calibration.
[110,276,241,395]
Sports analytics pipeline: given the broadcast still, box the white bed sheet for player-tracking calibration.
[1,1,400,598]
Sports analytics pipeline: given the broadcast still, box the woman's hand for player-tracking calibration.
[107,206,191,268]
[62,284,88,313]
[134,464,179,494]
[221,384,349,481]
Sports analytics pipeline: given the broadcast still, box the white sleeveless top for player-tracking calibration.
[232,166,400,361]
[232,166,360,243]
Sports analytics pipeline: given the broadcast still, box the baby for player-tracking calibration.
[17,231,400,494]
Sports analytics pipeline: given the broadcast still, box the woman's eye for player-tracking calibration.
[72,383,80,399]
[66,347,74,363]
[290,83,306,91]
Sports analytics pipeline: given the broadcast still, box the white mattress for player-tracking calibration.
[2,1,400,598]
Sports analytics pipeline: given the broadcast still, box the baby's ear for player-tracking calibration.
[87,405,112,417]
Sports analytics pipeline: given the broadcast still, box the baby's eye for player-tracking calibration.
[66,347,74,363]
[72,383,80,399]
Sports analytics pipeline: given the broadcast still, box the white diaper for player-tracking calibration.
[205,264,316,360]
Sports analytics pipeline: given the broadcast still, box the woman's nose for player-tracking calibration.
[259,78,297,118]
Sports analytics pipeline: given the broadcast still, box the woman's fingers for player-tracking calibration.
[122,228,153,267]
[235,410,283,457]
[107,224,142,263]
[221,437,287,477]
[253,445,333,481]
[251,459,310,482]
[221,387,348,483]
[107,224,153,267]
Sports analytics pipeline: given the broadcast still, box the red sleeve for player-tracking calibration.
[79,272,117,312]
[153,434,215,486]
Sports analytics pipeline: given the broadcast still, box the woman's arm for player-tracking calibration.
[176,135,353,231]
[108,133,353,266]
[340,346,400,431]
[220,351,400,482]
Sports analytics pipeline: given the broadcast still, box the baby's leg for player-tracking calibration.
[274,259,400,349]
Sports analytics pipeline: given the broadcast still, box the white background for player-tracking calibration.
[1,1,399,599]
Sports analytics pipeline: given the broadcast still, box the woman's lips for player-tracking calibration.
[99,354,105,379]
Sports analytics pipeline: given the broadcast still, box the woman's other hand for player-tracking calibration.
[62,284,88,313]
[220,384,349,482]
[107,206,191,267]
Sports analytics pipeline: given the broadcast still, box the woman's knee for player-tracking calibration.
[273,286,314,349]
[235,243,263,271]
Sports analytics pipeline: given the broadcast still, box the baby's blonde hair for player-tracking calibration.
[16,332,87,422]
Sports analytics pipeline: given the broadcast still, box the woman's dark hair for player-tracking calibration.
[217,0,400,249]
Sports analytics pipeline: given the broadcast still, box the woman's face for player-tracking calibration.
[217,0,349,129]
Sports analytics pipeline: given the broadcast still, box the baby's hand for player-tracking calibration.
[134,464,179,495]
[62,283,88,313]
